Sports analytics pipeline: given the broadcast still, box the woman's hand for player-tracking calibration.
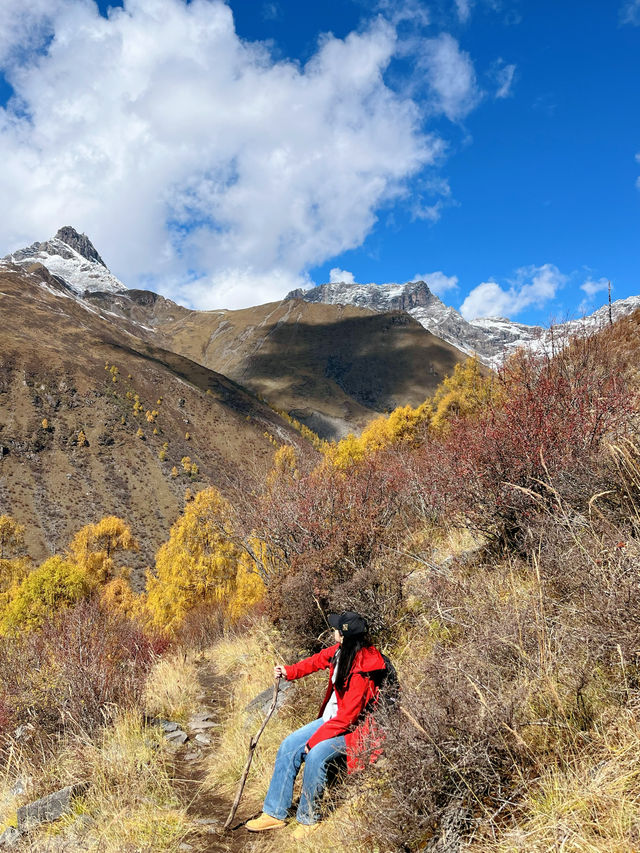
[274,664,287,679]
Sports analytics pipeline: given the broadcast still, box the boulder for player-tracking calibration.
[17,782,89,831]
[0,826,21,848]
[188,720,217,732]
[189,711,214,724]
[244,680,293,717]
[165,729,188,745]
[149,718,178,733]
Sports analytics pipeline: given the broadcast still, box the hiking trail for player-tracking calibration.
[169,663,258,853]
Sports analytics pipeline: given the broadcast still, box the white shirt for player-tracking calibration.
[322,650,339,722]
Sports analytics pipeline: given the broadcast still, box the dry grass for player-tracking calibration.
[428,524,483,564]
[0,712,192,851]
[143,651,202,723]
[470,709,640,852]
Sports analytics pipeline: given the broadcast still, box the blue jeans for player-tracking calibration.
[262,718,347,825]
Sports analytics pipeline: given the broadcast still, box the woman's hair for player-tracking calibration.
[334,631,371,691]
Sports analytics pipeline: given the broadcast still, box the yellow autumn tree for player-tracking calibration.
[0,515,31,612]
[100,577,141,621]
[227,543,267,620]
[265,444,299,492]
[0,556,30,600]
[326,400,432,468]
[430,356,499,433]
[326,433,367,468]
[144,488,243,632]
[67,516,137,586]
[1,556,89,634]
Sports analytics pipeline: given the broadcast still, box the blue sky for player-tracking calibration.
[0,0,638,324]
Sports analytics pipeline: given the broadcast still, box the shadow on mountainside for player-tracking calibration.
[234,311,465,427]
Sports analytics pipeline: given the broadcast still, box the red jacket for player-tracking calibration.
[285,643,386,771]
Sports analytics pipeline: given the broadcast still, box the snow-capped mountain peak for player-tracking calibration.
[286,279,501,363]
[287,280,640,369]
[2,226,126,295]
[287,279,439,313]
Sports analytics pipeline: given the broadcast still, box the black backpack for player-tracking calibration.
[366,652,400,716]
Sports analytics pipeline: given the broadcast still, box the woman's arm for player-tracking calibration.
[282,643,339,681]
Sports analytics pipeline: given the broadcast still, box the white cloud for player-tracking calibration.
[620,0,640,25]
[418,33,481,121]
[329,267,355,284]
[455,0,473,23]
[578,276,610,314]
[493,60,516,98]
[460,263,567,320]
[0,0,466,309]
[412,270,458,295]
[581,276,609,297]
[0,0,67,65]
[182,266,313,311]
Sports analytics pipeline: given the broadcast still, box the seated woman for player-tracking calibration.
[246,610,386,838]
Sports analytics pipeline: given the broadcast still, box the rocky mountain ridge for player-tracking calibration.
[2,226,126,295]
[287,280,640,369]
[2,229,471,440]
[4,228,639,373]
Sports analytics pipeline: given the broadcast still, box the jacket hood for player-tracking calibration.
[353,645,386,674]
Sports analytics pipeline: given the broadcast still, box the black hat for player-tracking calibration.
[328,611,367,637]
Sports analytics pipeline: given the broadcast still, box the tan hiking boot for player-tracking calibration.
[245,812,287,832]
[292,822,319,839]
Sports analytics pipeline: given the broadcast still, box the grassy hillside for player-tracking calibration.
[86,291,471,439]
[0,264,305,566]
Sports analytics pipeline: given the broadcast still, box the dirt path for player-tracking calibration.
[170,665,256,853]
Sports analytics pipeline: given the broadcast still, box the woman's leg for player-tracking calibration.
[262,719,324,820]
[296,734,347,825]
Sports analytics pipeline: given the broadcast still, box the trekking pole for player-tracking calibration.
[223,676,281,831]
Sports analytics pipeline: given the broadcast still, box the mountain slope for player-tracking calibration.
[83,294,471,439]
[0,263,303,568]
[286,280,504,363]
[3,229,473,440]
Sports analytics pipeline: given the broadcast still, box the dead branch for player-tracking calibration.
[223,676,281,831]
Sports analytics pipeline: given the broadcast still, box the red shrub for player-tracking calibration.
[0,599,165,734]
[248,450,416,643]
[418,335,634,549]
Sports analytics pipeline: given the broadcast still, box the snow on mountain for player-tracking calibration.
[286,280,508,364]
[1,226,126,295]
[4,226,638,371]
[468,296,640,368]
[286,280,640,369]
